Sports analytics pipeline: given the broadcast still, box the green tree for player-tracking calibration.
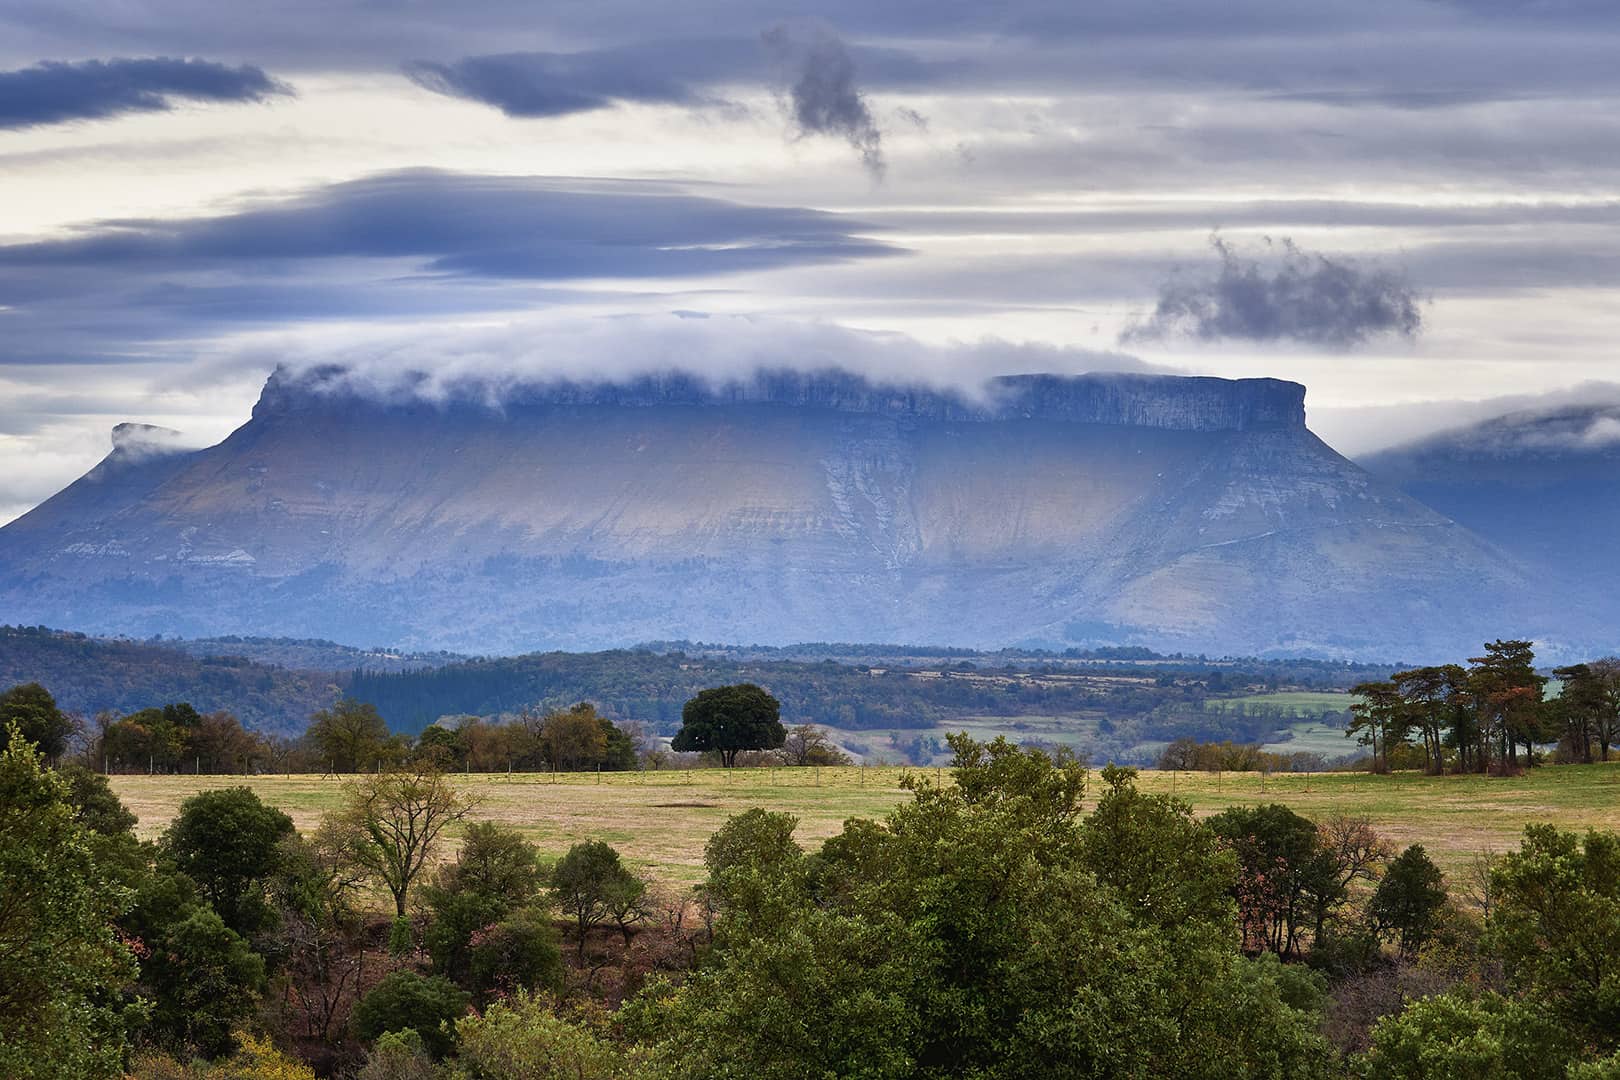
[265,829,368,1047]
[357,1028,439,1080]
[0,726,138,1080]
[352,971,469,1059]
[1350,679,1410,773]
[58,761,138,837]
[1207,802,1341,958]
[163,786,295,934]
[1589,658,1620,762]
[551,840,645,961]
[1370,844,1448,960]
[597,715,640,771]
[0,682,73,759]
[137,905,267,1059]
[1393,665,1468,773]
[635,735,1333,1080]
[435,821,544,906]
[703,808,802,887]
[671,684,785,768]
[1490,825,1620,1054]
[414,723,465,768]
[323,763,476,917]
[1079,763,1237,932]
[1553,664,1609,764]
[1360,990,1573,1080]
[308,698,390,773]
[1468,640,1548,770]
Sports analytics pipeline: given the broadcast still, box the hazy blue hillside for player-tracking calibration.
[1361,401,1620,640]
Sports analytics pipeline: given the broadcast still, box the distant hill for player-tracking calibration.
[158,635,468,673]
[0,626,340,736]
[1360,401,1620,643]
[0,366,1586,660]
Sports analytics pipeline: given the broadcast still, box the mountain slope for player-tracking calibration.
[0,367,1586,658]
[1361,401,1620,635]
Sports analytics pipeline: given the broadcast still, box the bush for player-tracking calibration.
[454,992,627,1080]
[356,1029,441,1080]
[352,972,469,1059]
[468,907,565,1002]
[129,1033,317,1079]
[389,915,414,957]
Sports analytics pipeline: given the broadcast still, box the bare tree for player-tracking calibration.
[1313,814,1392,940]
[1459,849,1500,919]
[778,724,854,766]
[325,763,478,917]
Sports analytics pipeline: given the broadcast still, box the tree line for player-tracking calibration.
[1349,639,1620,774]
[0,680,833,776]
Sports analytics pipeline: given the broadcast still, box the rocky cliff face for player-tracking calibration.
[0,367,1594,658]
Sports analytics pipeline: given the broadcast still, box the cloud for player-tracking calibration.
[1430,402,1620,456]
[0,57,290,129]
[0,170,900,364]
[765,24,887,178]
[225,312,1164,405]
[403,46,734,118]
[1125,235,1424,349]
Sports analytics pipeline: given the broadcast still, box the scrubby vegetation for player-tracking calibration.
[4,701,1620,1078]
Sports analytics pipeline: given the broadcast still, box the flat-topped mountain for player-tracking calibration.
[0,367,1591,658]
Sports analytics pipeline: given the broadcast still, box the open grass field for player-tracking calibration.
[823,714,1104,764]
[1261,719,1357,757]
[1205,691,1353,714]
[110,760,1620,888]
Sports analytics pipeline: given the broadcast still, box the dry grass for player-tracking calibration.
[111,759,1620,887]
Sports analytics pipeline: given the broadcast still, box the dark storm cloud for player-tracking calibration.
[1125,235,1424,349]
[0,170,899,363]
[0,57,290,129]
[764,24,887,178]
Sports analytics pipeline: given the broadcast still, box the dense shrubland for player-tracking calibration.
[4,715,1619,1079]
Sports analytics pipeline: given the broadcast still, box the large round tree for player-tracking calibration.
[671,684,785,768]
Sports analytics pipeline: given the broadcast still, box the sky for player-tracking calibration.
[3,0,1620,523]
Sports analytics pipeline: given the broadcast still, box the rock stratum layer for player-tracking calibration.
[0,368,1598,658]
